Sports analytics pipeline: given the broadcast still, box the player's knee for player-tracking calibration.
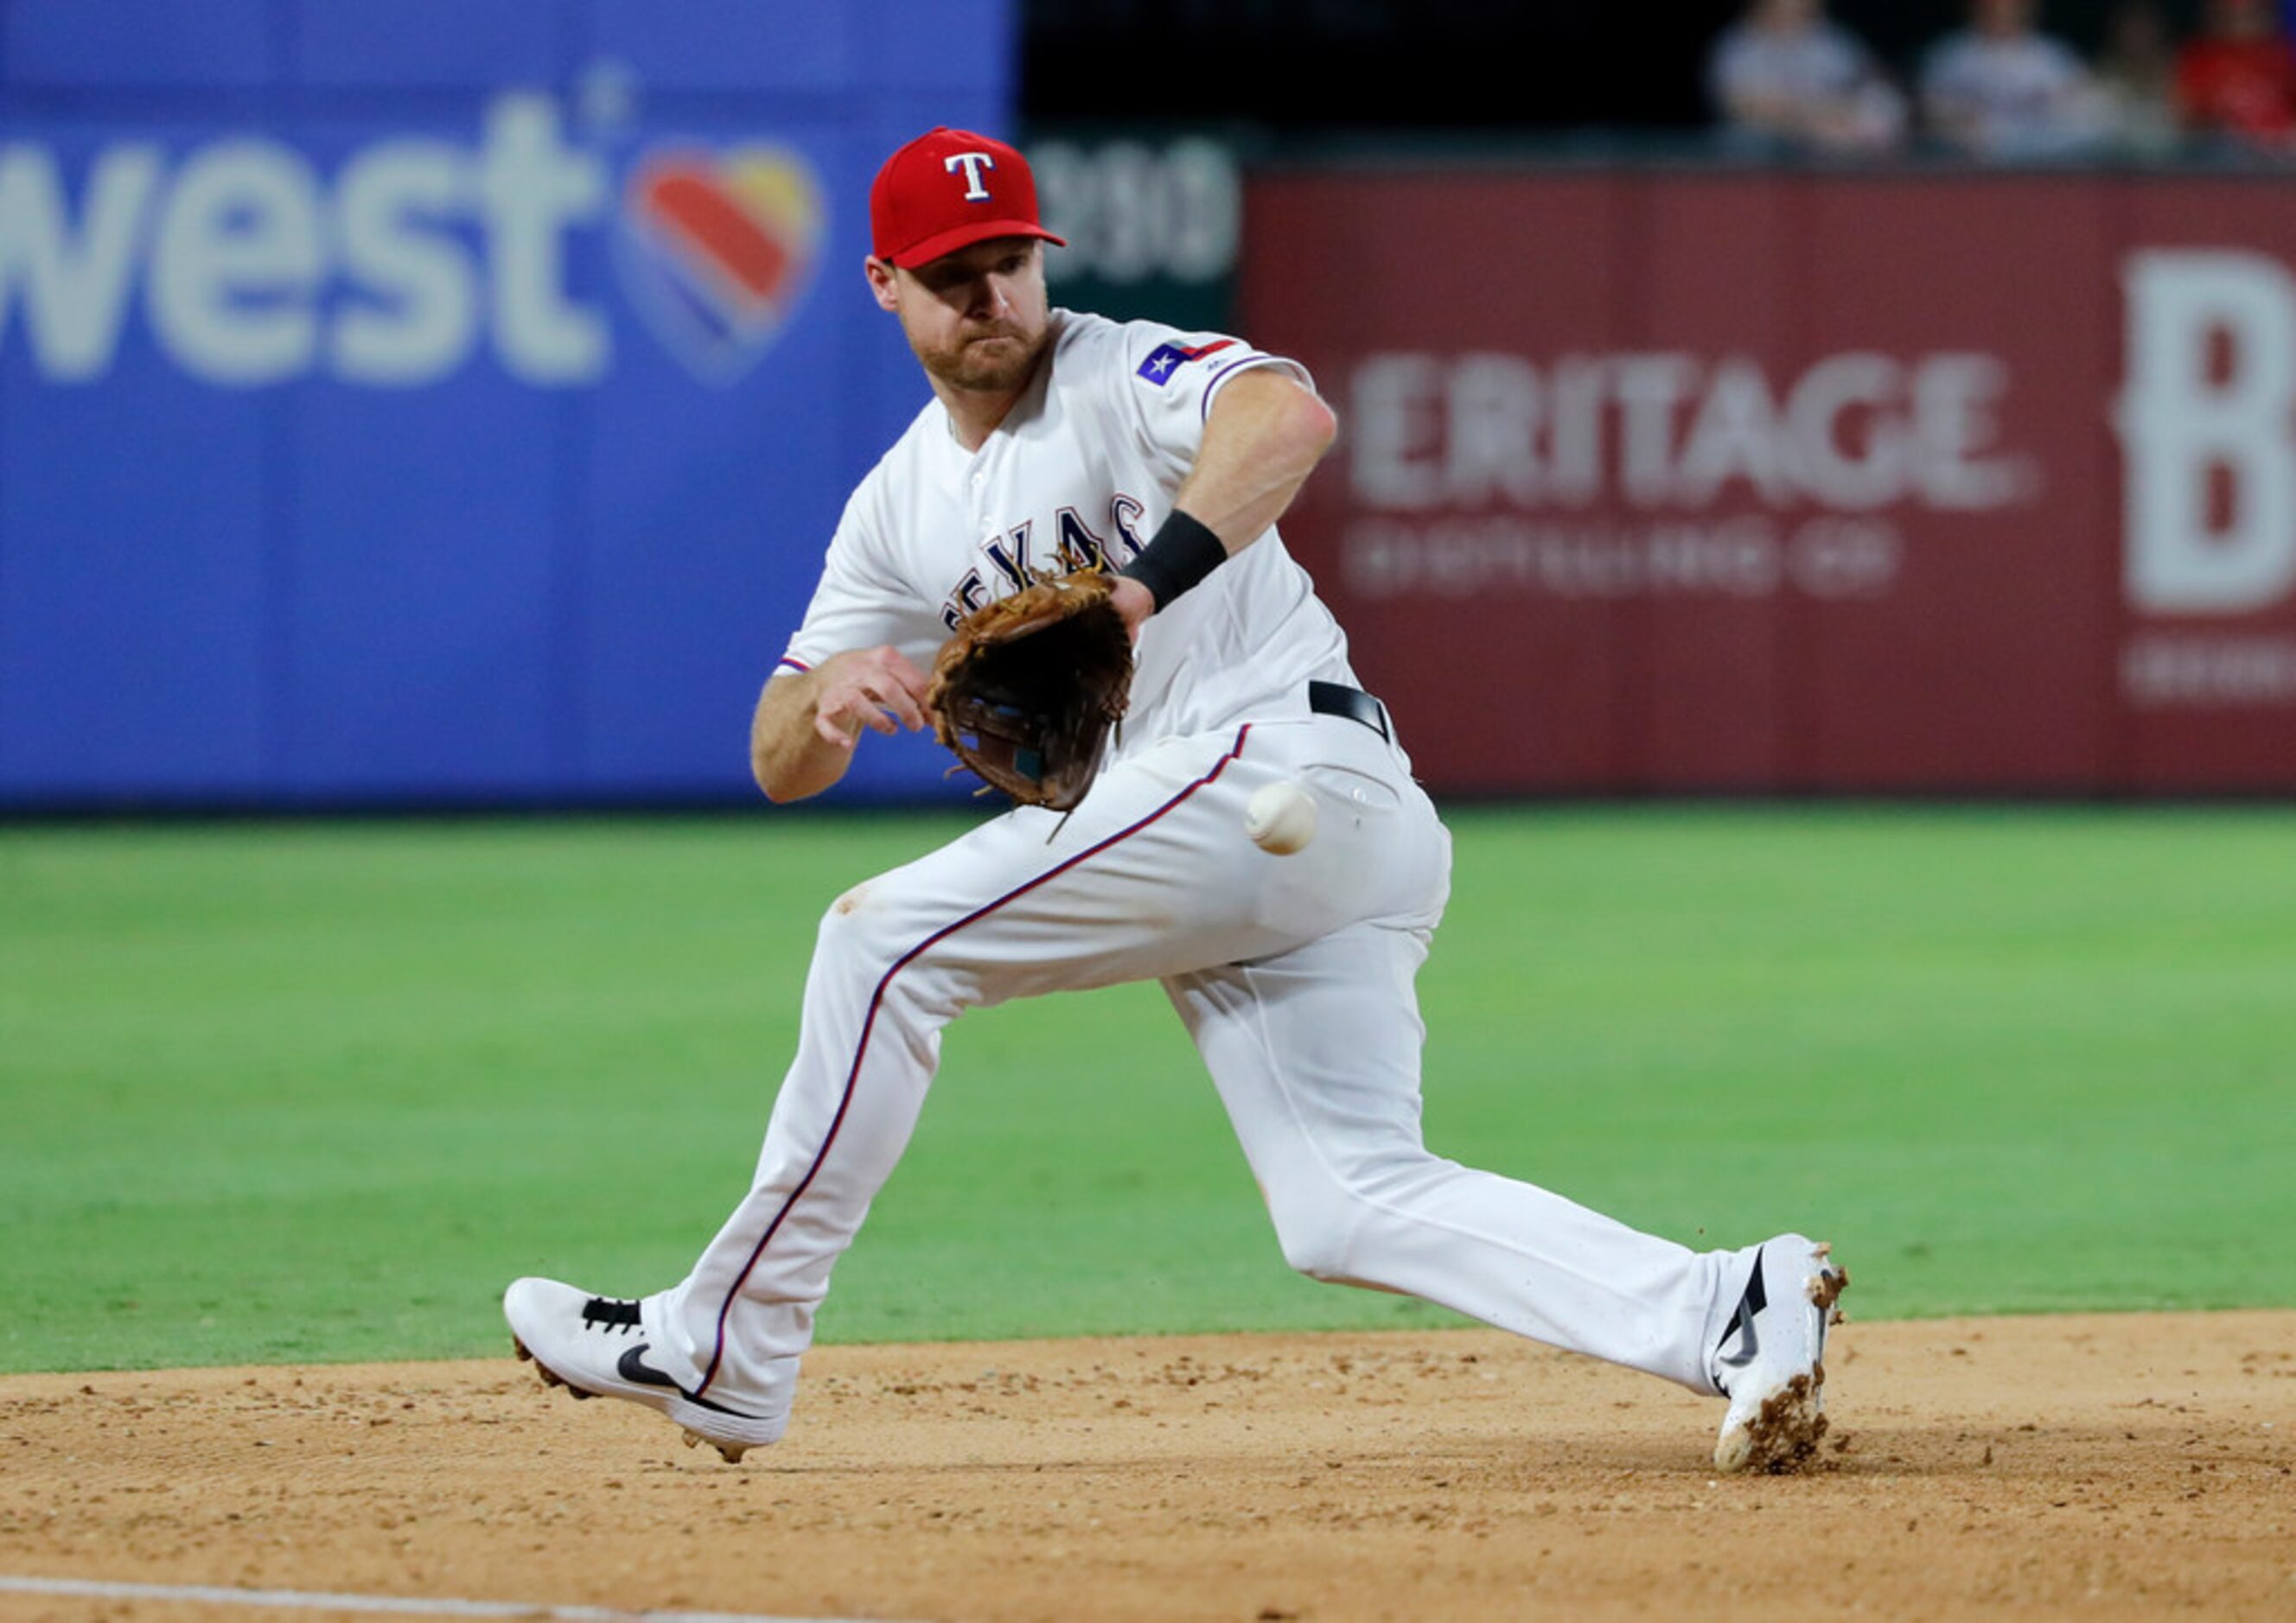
[813,883,908,978]
[813,882,979,1021]
[1264,1178,1362,1282]
[1275,1225,1352,1283]
[1265,1144,1454,1284]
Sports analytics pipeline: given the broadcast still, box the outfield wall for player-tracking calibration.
[1247,169,2296,795]
[0,0,1008,808]
[10,47,2296,807]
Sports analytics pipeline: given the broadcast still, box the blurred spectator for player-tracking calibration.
[2093,1,2183,156]
[2176,0,2296,152]
[1921,0,2111,158]
[1707,0,1907,156]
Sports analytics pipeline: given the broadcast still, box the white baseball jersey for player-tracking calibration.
[775,309,1357,750]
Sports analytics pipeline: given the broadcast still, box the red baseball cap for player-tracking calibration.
[870,127,1066,269]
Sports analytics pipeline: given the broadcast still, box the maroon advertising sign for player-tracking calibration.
[1244,170,2296,793]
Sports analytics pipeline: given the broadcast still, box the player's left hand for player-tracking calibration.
[926,571,1135,810]
[1107,575,1154,644]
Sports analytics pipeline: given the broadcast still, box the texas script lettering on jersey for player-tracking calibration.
[938,494,1150,629]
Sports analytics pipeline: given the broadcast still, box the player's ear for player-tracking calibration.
[864,255,901,313]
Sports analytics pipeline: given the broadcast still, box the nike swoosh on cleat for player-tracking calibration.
[1718,1313,1761,1371]
[618,1343,770,1421]
[1714,1247,1770,1375]
[618,1344,678,1390]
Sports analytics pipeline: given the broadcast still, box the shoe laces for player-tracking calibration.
[579,1295,643,1335]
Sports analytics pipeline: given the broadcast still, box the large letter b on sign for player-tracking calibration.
[2117,251,2296,615]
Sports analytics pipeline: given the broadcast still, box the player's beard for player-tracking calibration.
[917,320,1046,398]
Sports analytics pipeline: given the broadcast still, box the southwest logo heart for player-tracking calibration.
[615,143,824,384]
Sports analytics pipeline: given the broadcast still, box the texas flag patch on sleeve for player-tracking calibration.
[1136,338,1236,385]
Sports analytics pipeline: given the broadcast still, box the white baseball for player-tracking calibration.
[1244,780,1317,855]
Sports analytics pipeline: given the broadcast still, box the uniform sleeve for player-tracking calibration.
[1117,321,1317,478]
[775,492,941,678]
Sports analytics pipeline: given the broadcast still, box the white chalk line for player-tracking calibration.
[0,1575,909,1623]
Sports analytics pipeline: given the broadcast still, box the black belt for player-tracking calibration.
[1308,680,1391,741]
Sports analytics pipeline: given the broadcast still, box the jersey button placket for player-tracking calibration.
[968,458,992,535]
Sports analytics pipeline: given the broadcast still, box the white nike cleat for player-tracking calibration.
[1710,1235,1849,1474]
[503,1276,787,1464]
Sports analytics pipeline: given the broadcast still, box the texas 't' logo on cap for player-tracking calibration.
[943,150,997,200]
[870,127,1065,269]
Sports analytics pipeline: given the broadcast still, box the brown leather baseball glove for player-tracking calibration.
[925,570,1134,811]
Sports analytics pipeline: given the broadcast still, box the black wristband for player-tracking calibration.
[1117,509,1228,612]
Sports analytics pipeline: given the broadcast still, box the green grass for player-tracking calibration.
[2,806,2291,1375]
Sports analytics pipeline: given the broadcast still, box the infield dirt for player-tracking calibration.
[3,1312,2291,1622]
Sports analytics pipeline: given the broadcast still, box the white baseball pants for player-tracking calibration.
[641,711,1745,1426]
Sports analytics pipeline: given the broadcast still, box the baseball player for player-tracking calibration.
[505,127,1846,1474]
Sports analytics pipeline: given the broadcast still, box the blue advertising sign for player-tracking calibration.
[0,0,1012,805]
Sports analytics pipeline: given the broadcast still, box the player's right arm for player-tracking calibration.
[749,648,931,803]
[1107,330,1337,636]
